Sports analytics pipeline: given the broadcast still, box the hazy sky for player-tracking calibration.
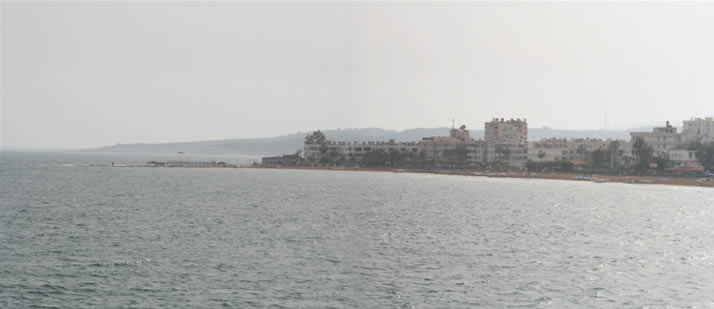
[2,1,714,149]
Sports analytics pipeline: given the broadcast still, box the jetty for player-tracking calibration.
[146,160,236,168]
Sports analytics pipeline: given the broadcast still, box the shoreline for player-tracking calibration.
[241,165,714,189]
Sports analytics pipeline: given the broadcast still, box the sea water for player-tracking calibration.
[1,151,713,308]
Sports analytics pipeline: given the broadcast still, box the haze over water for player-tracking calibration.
[2,152,713,308]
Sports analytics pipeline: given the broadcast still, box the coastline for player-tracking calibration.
[241,165,714,189]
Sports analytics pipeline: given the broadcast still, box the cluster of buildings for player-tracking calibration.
[303,118,530,168]
[625,117,714,171]
[269,117,714,171]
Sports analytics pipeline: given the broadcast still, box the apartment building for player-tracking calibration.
[485,118,528,168]
[681,117,714,144]
[630,121,681,154]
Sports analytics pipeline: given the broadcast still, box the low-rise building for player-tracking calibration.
[262,154,300,166]
[304,140,420,163]
[304,123,498,167]
[668,149,697,162]
[528,138,579,162]
[528,138,630,164]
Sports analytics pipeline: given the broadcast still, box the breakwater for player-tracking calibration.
[76,161,238,168]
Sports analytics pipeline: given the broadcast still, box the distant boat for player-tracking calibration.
[696,178,712,186]
[574,175,592,181]
[178,151,185,155]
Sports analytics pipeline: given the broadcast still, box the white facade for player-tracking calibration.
[681,117,714,143]
[668,149,697,161]
[630,121,681,154]
[485,118,528,168]
[528,138,630,163]
[304,140,420,162]
[305,123,508,167]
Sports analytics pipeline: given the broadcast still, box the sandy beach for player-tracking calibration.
[242,165,714,189]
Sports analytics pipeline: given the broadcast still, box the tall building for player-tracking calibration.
[485,118,528,168]
[681,117,714,144]
[629,121,681,154]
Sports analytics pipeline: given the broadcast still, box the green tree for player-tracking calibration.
[608,140,620,169]
[304,130,326,144]
[318,143,328,159]
[293,149,304,165]
[443,145,469,168]
[305,130,328,164]
[388,148,403,168]
[694,142,714,171]
[537,150,546,161]
[631,137,653,175]
[653,152,672,173]
[360,149,390,167]
[591,149,608,169]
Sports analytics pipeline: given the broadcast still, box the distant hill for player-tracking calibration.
[86,127,636,156]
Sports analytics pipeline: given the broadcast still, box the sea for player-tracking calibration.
[1,151,714,308]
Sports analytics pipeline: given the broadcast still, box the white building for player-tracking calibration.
[681,117,714,144]
[304,125,481,166]
[630,121,681,154]
[528,138,630,164]
[485,118,528,168]
[304,140,420,162]
[668,149,698,162]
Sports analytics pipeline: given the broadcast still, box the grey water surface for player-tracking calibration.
[1,151,713,308]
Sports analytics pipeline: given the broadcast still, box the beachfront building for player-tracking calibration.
[528,138,630,164]
[528,138,583,162]
[303,140,420,163]
[668,149,698,163]
[665,149,704,175]
[419,126,487,165]
[262,154,300,166]
[630,121,681,154]
[304,124,494,167]
[681,117,714,144]
[304,118,529,169]
[485,118,528,168]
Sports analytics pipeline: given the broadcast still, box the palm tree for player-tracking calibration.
[608,141,620,169]
[537,150,546,161]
